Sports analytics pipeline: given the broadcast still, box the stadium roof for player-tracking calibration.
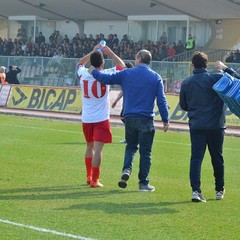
[1,0,240,22]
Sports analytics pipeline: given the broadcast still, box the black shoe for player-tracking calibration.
[118,169,130,188]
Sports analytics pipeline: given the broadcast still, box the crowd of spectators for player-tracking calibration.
[225,49,240,63]
[0,30,187,61]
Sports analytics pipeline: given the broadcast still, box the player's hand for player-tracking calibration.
[93,44,101,52]
[215,61,227,71]
[163,122,169,132]
[102,45,112,55]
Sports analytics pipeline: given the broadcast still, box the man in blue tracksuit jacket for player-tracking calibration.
[179,52,239,202]
[89,48,169,192]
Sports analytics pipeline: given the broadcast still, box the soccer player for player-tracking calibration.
[76,44,125,188]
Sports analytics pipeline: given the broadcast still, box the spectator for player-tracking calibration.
[0,66,7,84]
[159,43,168,60]
[89,34,95,43]
[225,51,234,63]
[99,33,107,42]
[233,49,240,63]
[0,33,177,61]
[119,34,129,46]
[112,34,119,46]
[36,32,46,46]
[21,40,28,53]
[185,34,195,51]
[54,31,63,46]
[6,65,21,84]
[49,30,57,44]
[63,34,70,44]
[106,34,114,49]
[72,33,81,43]
[167,43,176,59]
[95,34,101,43]
[159,32,168,46]
[176,40,185,54]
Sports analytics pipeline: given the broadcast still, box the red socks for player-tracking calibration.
[91,167,100,183]
[85,158,101,185]
[85,157,92,178]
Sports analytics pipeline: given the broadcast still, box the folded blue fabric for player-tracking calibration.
[213,73,240,118]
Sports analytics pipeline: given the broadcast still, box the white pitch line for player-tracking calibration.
[1,123,81,134]
[0,219,95,240]
[1,123,240,152]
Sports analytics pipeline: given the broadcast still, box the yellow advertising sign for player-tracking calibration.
[110,91,239,127]
[160,94,240,127]
[4,87,240,127]
[8,85,82,113]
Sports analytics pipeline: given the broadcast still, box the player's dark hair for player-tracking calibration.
[90,51,104,68]
[191,51,208,69]
[124,62,134,68]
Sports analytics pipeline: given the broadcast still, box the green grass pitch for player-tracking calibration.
[0,114,239,240]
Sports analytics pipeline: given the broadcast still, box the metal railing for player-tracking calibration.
[1,55,239,94]
[162,48,232,63]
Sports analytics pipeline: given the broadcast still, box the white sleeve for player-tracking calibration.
[77,64,86,77]
[102,66,118,74]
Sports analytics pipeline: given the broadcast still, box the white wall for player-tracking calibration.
[189,21,211,48]
[56,20,80,40]
[84,20,128,39]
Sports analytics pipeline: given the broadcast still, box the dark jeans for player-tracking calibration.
[123,116,155,185]
[189,128,225,192]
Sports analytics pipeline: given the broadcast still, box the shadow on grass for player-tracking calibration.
[0,185,139,201]
[0,185,189,215]
[56,201,187,215]
[51,142,86,145]
[0,185,82,195]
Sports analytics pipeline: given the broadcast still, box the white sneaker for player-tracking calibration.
[216,190,225,200]
[191,191,206,202]
[139,184,155,192]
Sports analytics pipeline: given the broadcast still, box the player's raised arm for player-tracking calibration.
[77,44,101,66]
[102,45,126,69]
